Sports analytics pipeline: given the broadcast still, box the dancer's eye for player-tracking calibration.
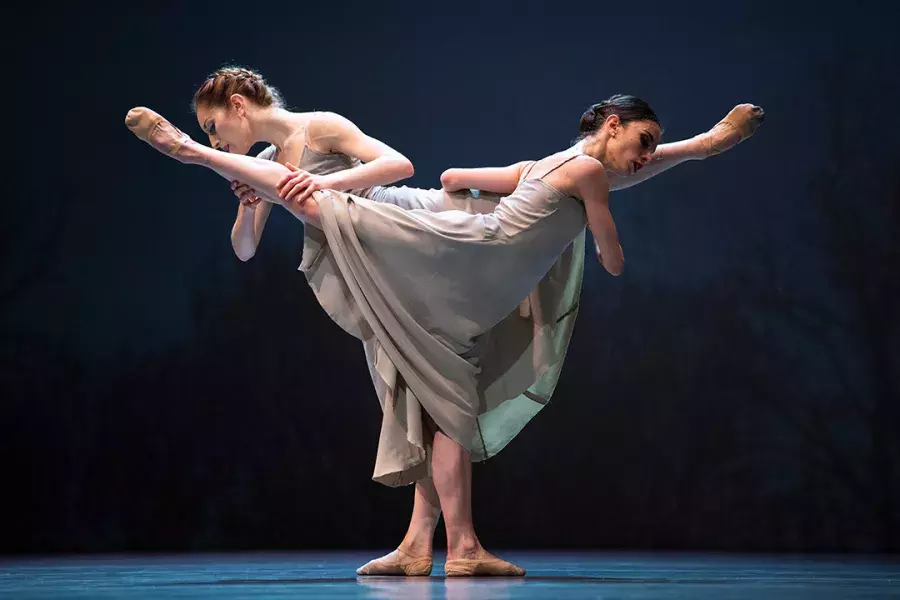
[640,134,650,148]
[209,123,217,135]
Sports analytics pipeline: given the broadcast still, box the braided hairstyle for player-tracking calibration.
[577,94,660,140]
[192,66,284,113]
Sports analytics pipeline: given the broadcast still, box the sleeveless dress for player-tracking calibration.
[259,142,587,486]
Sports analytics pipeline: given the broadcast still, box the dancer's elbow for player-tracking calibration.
[398,157,415,179]
[598,255,624,276]
[440,169,459,191]
[233,242,256,262]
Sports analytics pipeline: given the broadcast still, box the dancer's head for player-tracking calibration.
[577,95,661,176]
[192,67,284,155]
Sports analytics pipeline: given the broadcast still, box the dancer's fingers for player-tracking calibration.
[284,179,314,202]
[277,169,309,191]
[280,178,301,200]
[278,168,309,189]
[294,183,317,206]
[233,184,256,202]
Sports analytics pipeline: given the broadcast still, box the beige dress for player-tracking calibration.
[260,142,586,486]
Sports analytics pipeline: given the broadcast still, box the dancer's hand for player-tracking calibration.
[231,180,262,208]
[277,162,326,205]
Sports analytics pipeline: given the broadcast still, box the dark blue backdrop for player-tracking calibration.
[4,0,898,553]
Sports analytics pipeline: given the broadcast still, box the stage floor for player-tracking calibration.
[1,551,896,599]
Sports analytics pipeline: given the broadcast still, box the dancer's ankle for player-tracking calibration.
[175,139,209,166]
[691,133,714,160]
[399,533,434,557]
[446,534,483,560]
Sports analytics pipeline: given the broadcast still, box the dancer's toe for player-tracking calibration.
[356,549,433,577]
[707,103,765,155]
[125,106,193,160]
[445,552,525,577]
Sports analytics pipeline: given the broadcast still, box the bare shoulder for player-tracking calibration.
[568,154,608,199]
[567,154,606,180]
[307,110,355,133]
[541,153,608,201]
[305,111,362,154]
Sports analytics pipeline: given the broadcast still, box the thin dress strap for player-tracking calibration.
[533,153,582,180]
[528,153,586,207]
[521,160,538,180]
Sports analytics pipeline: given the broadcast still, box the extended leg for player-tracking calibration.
[125,107,320,225]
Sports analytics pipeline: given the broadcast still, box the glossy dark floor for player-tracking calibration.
[1,551,896,599]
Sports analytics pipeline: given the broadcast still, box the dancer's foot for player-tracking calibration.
[444,548,525,577]
[125,107,199,163]
[704,103,765,156]
[356,547,433,577]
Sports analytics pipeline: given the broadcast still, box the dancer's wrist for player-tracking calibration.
[318,173,340,190]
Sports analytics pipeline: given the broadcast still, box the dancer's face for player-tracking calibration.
[599,116,661,176]
[195,96,255,155]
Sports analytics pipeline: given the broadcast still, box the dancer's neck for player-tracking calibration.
[573,136,609,163]
[249,107,306,151]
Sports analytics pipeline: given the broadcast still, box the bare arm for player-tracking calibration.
[231,201,273,261]
[440,161,531,194]
[570,157,623,275]
[229,145,280,261]
[307,112,414,190]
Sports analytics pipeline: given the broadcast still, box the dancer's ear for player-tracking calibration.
[230,93,246,116]
[606,114,621,138]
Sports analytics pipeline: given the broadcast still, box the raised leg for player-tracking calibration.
[125,107,320,226]
[608,103,765,191]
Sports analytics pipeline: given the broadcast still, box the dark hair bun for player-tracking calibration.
[576,95,660,140]
[579,107,597,133]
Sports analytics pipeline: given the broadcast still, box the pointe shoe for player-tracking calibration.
[356,549,433,576]
[444,556,526,577]
[125,107,193,161]
[706,103,765,155]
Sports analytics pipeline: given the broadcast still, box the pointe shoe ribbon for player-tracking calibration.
[706,104,765,155]
[125,107,190,157]
[356,549,433,576]
[444,557,526,577]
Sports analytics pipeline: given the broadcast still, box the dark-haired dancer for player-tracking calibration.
[126,70,763,576]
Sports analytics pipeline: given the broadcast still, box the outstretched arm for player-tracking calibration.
[440,161,532,194]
